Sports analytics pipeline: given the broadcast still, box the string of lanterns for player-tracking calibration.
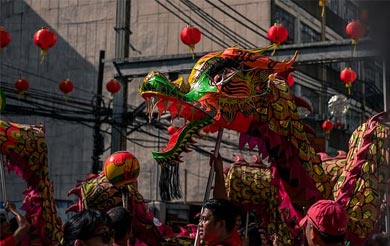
[3,26,123,99]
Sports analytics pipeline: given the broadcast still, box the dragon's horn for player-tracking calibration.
[293,95,312,112]
[67,187,81,197]
[302,123,316,136]
[66,203,80,213]
[274,51,299,72]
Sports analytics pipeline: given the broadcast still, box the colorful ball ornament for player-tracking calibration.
[104,151,140,188]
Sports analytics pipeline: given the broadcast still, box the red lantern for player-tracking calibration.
[106,79,121,96]
[336,120,342,129]
[345,21,365,45]
[267,23,288,45]
[59,79,74,95]
[0,27,11,52]
[15,78,29,94]
[322,119,333,139]
[180,25,201,59]
[267,23,288,55]
[287,73,295,87]
[340,68,357,95]
[33,27,57,61]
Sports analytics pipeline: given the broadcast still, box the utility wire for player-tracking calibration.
[154,0,230,48]
[180,0,256,49]
[216,0,269,35]
[207,0,268,40]
[1,63,94,96]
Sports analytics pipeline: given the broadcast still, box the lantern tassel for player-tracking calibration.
[325,131,330,140]
[351,39,358,57]
[271,43,280,56]
[17,91,25,100]
[40,49,48,64]
[188,44,195,60]
[345,82,352,95]
[319,0,327,17]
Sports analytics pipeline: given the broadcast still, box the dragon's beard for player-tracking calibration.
[143,94,217,200]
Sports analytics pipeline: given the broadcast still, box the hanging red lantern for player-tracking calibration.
[335,120,342,129]
[59,79,74,95]
[33,27,57,62]
[180,25,201,59]
[345,21,365,45]
[287,73,295,87]
[318,0,327,17]
[106,79,121,96]
[15,78,29,95]
[340,67,357,95]
[0,27,11,53]
[267,23,288,55]
[322,119,333,139]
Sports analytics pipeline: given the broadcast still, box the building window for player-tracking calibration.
[301,23,321,43]
[273,6,295,44]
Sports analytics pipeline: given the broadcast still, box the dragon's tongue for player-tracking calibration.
[152,117,215,161]
[161,123,188,153]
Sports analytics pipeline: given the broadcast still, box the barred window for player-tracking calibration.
[301,23,321,43]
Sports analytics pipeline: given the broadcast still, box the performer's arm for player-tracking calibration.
[5,202,31,244]
[212,154,228,200]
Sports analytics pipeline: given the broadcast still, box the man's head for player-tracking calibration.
[107,206,133,243]
[198,199,239,244]
[299,200,349,245]
[62,209,113,246]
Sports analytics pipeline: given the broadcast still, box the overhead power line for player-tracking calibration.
[154,0,231,48]
[179,0,256,48]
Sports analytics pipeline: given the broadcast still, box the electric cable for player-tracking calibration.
[180,0,256,48]
[154,0,231,48]
[206,0,268,40]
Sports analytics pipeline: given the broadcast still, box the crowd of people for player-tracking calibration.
[1,152,389,246]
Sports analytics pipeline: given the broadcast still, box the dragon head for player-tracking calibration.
[140,47,301,200]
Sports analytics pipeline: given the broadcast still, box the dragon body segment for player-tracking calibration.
[333,112,390,245]
[0,120,62,245]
